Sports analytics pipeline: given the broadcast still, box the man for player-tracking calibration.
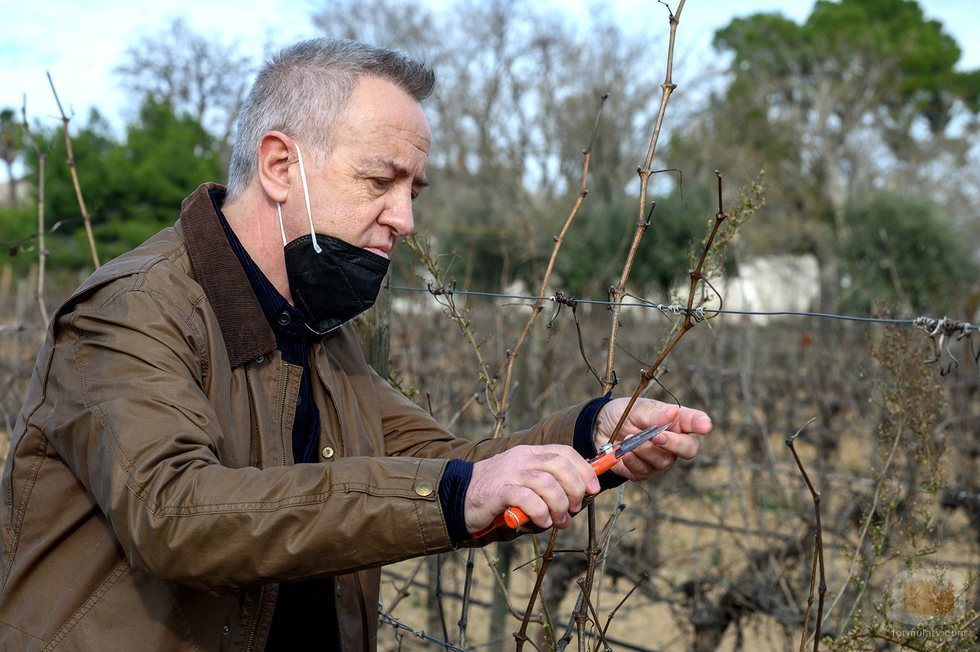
[0,39,711,650]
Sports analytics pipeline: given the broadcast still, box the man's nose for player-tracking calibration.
[382,191,415,237]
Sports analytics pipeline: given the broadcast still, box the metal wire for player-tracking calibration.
[389,284,979,333]
[378,609,465,652]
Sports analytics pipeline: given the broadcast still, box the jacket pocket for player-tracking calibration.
[46,564,199,651]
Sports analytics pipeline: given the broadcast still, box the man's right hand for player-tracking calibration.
[464,445,601,534]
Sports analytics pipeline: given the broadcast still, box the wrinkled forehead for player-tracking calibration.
[333,76,431,161]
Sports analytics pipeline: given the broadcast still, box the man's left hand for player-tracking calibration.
[593,398,712,482]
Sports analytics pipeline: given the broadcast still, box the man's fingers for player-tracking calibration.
[465,444,599,533]
[502,485,553,529]
[629,404,710,435]
[676,406,712,435]
[659,430,701,460]
[531,446,600,495]
[637,431,700,461]
[515,470,571,523]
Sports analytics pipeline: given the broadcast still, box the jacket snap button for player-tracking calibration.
[222,625,230,636]
[277,311,292,326]
[254,354,264,364]
[321,446,335,459]
[414,481,434,497]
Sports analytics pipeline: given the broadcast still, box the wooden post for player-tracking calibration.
[352,280,391,378]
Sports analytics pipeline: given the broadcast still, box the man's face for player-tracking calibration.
[292,76,431,259]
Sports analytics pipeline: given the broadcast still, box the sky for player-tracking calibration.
[1,0,978,163]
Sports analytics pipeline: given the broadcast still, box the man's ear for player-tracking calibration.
[256,131,294,204]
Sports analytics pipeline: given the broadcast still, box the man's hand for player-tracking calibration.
[594,398,712,482]
[464,445,601,534]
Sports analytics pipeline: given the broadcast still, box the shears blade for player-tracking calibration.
[614,422,671,458]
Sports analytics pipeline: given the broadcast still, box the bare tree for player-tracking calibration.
[313,0,663,292]
[114,18,253,162]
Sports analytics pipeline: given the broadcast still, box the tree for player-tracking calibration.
[114,18,253,164]
[838,192,976,314]
[1,99,223,272]
[667,0,979,309]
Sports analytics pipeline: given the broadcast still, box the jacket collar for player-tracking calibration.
[180,183,276,367]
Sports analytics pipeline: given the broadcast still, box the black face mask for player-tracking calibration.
[284,233,390,336]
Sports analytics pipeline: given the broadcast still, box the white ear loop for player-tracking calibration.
[294,145,322,253]
[276,202,288,246]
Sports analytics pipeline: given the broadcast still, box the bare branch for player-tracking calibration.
[46,73,100,269]
[603,0,686,392]
[786,418,826,652]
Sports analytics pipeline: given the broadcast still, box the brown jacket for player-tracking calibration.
[0,184,585,650]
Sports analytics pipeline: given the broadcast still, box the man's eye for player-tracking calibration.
[371,178,393,191]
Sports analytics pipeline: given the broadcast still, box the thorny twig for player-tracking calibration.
[405,235,501,416]
[46,73,99,269]
[786,418,826,652]
[576,575,609,652]
[550,292,603,386]
[596,573,648,651]
[480,546,543,623]
[523,5,736,647]
[431,554,450,643]
[574,504,601,650]
[457,548,475,648]
[820,421,906,636]
[521,498,630,651]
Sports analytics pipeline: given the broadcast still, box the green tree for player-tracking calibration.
[553,191,709,299]
[94,97,225,263]
[1,98,224,272]
[667,0,979,309]
[838,193,976,314]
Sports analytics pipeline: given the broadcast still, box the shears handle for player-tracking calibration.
[472,450,620,539]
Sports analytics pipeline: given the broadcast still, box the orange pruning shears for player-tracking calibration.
[472,421,672,539]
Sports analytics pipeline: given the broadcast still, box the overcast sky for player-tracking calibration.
[2,0,977,148]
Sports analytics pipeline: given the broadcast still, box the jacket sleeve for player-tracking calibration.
[367,364,587,461]
[40,277,460,592]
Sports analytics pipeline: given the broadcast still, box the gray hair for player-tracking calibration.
[225,38,435,201]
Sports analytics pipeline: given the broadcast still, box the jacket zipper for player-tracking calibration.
[244,585,266,652]
[246,361,289,649]
[278,362,289,467]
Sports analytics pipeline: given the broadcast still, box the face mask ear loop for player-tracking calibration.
[294,145,322,253]
[276,202,288,247]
